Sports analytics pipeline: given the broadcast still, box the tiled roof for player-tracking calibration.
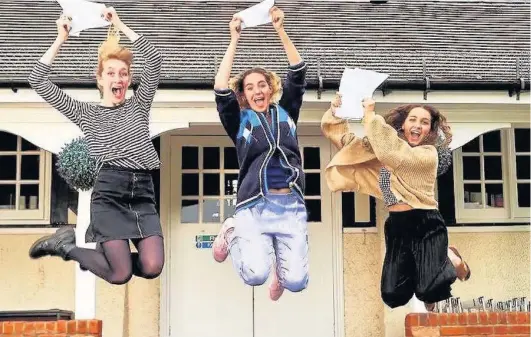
[1,0,529,87]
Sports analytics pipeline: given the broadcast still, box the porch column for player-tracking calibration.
[74,189,97,319]
[410,295,427,313]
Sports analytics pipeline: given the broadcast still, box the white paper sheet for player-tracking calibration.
[335,67,389,120]
[237,0,275,29]
[56,0,110,36]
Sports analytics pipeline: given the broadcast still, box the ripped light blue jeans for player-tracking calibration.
[228,192,309,292]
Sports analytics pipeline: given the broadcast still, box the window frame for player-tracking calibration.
[453,126,530,224]
[509,125,531,219]
[0,134,52,225]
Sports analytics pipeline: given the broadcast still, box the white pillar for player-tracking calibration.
[410,294,428,313]
[75,189,97,319]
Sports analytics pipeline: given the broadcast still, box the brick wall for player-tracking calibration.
[0,320,101,337]
[405,312,530,337]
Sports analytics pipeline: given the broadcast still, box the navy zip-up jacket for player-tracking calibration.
[215,61,308,211]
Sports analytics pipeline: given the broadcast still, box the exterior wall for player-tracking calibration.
[342,203,531,337]
[1,214,528,337]
[0,234,159,337]
[343,232,383,337]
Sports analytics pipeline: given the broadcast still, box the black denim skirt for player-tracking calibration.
[85,165,163,243]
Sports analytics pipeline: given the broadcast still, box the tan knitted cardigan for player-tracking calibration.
[321,107,439,210]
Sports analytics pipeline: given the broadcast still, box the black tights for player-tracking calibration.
[67,236,164,285]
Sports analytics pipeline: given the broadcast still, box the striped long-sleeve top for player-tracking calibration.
[28,35,163,170]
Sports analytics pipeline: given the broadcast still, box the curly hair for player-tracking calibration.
[362,104,452,151]
[385,104,452,147]
[96,25,133,95]
[228,68,282,109]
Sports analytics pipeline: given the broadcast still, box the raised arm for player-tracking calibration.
[28,15,90,126]
[272,7,307,123]
[362,99,437,171]
[103,7,163,108]
[214,16,242,142]
[321,94,357,150]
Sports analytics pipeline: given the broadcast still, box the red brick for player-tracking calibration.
[419,313,429,326]
[508,312,519,324]
[494,325,511,334]
[34,321,47,333]
[499,312,508,324]
[458,313,467,325]
[487,312,498,325]
[447,313,459,325]
[57,320,67,333]
[468,312,479,325]
[427,313,439,326]
[13,322,24,333]
[23,322,35,334]
[406,314,420,327]
[465,325,494,334]
[3,322,14,334]
[509,325,531,334]
[88,320,102,334]
[440,326,467,336]
[45,321,56,332]
[67,320,77,333]
[76,320,87,333]
[438,313,449,326]
[516,312,530,324]
[478,312,488,325]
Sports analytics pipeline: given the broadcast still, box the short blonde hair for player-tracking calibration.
[96,25,133,93]
[228,68,282,109]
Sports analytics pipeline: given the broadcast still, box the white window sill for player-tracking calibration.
[343,227,378,234]
[0,227,57,235]
[448,225,530,233]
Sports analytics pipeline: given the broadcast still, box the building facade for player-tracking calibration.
[0,1,529,337]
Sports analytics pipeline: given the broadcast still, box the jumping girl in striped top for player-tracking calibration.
[28,7,164,285]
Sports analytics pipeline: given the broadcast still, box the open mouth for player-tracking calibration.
[254,98,265,105]
[111,86,125,99]
[410,129,421,142]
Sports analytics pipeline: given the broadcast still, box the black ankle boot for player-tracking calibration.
[29,226,76,260]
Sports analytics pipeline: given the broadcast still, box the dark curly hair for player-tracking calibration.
[363,104,452,150]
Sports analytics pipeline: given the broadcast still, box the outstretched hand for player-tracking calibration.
[362,97,376,118]
[270,6,284,32]
[101,6,122,27]
[230,15,242,41]
[55,15,72,43]
[331,92,342,116]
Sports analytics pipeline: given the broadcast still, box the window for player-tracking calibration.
[0,131,52,224]
[454,128,530,224]
[512,128,530,218]
[341,192,376,228]
[178,142,325,224]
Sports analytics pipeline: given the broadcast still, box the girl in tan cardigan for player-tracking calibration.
[321,94,470,311]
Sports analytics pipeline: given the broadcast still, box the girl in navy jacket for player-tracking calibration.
[212,6,308,301]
